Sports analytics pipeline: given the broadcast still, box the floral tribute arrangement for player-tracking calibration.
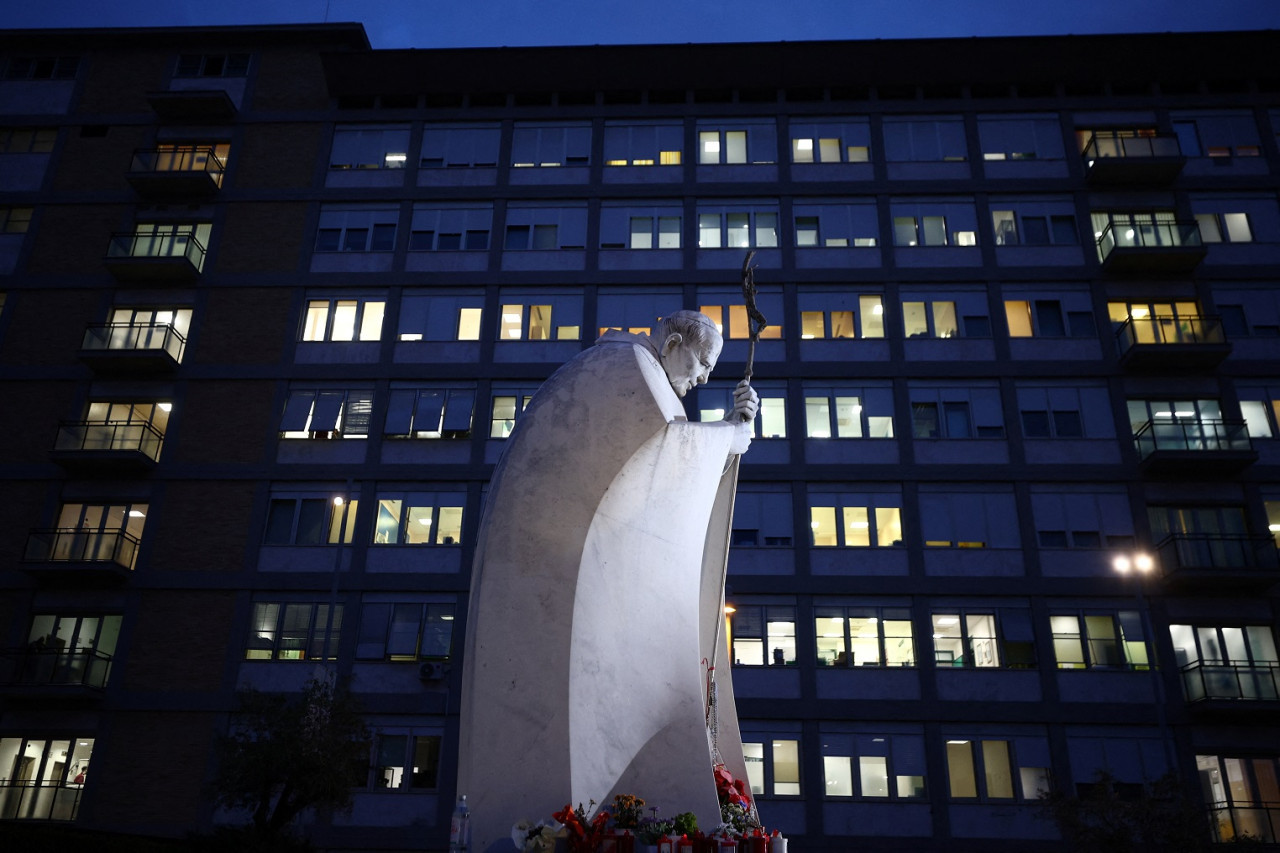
[511,773,788,853]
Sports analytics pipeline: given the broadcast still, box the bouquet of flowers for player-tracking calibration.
[511,819,558,853]
[553,801,611,853]
[611,794,645,830]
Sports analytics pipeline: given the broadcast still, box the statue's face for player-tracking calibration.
[661,332,722,397]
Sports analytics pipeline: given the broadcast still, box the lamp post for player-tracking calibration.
[327,493,351,669]
[1113,550,1176,772]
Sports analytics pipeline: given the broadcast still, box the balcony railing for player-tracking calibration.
[1207,802,1280,844]
[104,228,206,281]
[1155,533,1279,587]
[24,528,140,571]
[53,420,164,462]
[1182,660,1280,703]
[127,146,225,197]
[1096,218,1205,272]
[1082,131,1185,184]
[80,322,186,369]
[1133,419,1251,458]
[0,781,85,821]
[0,647,113,690]
[1115,314,1231,369]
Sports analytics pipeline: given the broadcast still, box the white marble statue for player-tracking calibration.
[457,310,759,852]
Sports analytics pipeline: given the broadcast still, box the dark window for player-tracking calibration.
[1021,411,1051,437]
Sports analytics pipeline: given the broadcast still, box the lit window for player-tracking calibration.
[384,388,475,439]
[279,389,374,438]
[372,496,464,545]
[821,731,926,799]
[810,503,902,547]
[816,605,915,667]
[302,298,385,342]
[358,602,456,661]
[245,602,342,660]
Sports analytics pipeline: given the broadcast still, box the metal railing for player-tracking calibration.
[1082,131,1182,162]
[24,528,140,570]
[1182,660,1280,702]
[129,146,225,183]
[1096,218,1202,262]
[80,322,186,362]
[1132,418,1251,458]
[1206,803,1280,844]
[0,781,84,821]
[1115,315,1226,353]
[0,647,113,689]
[53,420,164,461]
[106,228,206,270]
[1155,532,1279,572]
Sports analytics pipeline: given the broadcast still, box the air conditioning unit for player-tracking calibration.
[418,661,449,681]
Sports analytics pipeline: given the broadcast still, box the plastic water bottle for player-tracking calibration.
[449,794,470,852]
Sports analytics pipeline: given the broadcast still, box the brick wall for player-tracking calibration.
[234,123,324,189]
[0,380,79,466]
[25,204,129,274]
[172,379,276,465]
[150,481,256,572]
[253,48,332,111]
[0,288,102,365]
[214,202,309,273]
[77,49,169,114]
[51,124,148,193]
[193,286,292,363]
[124,590,236,692]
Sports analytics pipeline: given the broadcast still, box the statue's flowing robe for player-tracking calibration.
[458,333,750,852]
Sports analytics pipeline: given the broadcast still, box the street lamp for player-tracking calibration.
[1113,549,1175,771]
[1113,552,1154,575]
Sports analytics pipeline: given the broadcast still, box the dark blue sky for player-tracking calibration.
[2,0,1279,48]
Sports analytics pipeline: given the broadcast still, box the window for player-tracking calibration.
[891,201,977,246]
[595,290,682,336]
[1172,111,1262,158]
[1194,212,1254,243]
[1051,611,1147,669]
[815,605,915,667]
[174,53,250,77]
[599,204,681,249]
[279,389,373,438]
[977,115,1064,161]
[945,736,1050,801]
[368,733,442,790]
[1127,397,1234,451]
[497,297,581,341]
[1170,624,1278,702]
[1016,386,1103,439]
[1090,210,1197,260]
[883,117,968,162]
[302,298,385,342]
[699,300,784,340]
[315,206,398,253]
[357,602,456,660]
[0,127,57,153]
[384,387,475,438]
[40,503,147,569]
[697,205,779,249]
[87,307,190,359]
[729,605,797,666]
[809,498,903,547]
[1196,754,1280,843]
[1004,298,1094,338]
[798,293,885,339]
[1107,300,1215,346]
[420,124,500,168]
[22,614,121,689]
[245,602,342,661]
[503,205,587,250]
[739,736,801,796]
[0,736,94,821]
[804,386,894,438]
[263,496,357,545]
[919,489,1019,549]
[372,495,463,545]
[991,209,1078,246]
[1238,387,1280,439]
[408,205,491,252]
[932,613,1002,667]
[490,389,537,438]
[909,385,1004,439]
[730,490,794,547]
[697,123,776,165]
[58,401,170,460]
[398,293,484,342]
[0,206,32,234]
[699,384,786,438]
[1148,505,1249,552]
[603,121,683,166]
[3,55,80,80]
[329,125,410,170]
[821,730,926,799]
[792,201,878,247]
[901,300,958,338]
[790,120,871,163]
[511,123,590,167]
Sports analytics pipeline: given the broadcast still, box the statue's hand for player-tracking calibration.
[727,380,759,423]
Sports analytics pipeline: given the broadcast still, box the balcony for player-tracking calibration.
[1082,131,1185,185]
[0,781,86,821]
[103,228,205,283]
[78,322,186,373]
[1207,803,1280,844]
[126,146,224,198]
[0,647,113,697]
[1133,419,1256,475]
[1155,532,1279,591]
[146,88,237,119]
[1096,219,1205,273]
[1181,660,1280,718]
[1115,314,1231,370]
[22,528,139,583]
[49,420,164,471]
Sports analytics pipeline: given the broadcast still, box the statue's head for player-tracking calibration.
[654,310,724,397]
